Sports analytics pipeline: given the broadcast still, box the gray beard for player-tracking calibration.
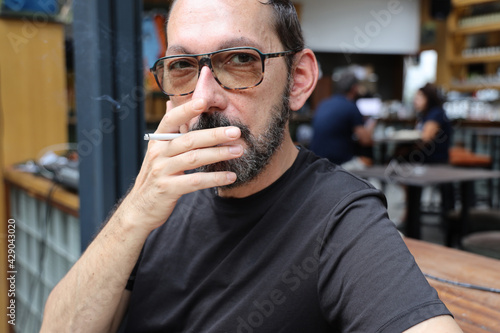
[191,89,291,189]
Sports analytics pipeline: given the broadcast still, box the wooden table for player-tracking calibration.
[405,238,500,333]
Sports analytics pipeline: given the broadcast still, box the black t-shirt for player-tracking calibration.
[122,148,450,333]
[416,106,453,164]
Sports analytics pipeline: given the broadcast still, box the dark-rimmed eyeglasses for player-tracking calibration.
[150,47,298,96]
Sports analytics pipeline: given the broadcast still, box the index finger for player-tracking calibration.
[155,99,206,134]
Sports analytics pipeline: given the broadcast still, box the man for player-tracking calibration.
[41,0,463,332]
[310,71,376,169]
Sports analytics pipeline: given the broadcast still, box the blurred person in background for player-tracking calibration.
[395,83,452,164]
[309,71,376,170]
[393,83,455,225]
[413,83,453,164]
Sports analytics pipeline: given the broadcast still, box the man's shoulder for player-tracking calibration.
[295,149,378,197]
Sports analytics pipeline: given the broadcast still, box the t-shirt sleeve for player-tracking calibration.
[317,189,451,332]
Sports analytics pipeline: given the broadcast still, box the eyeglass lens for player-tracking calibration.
[154,48,264,96]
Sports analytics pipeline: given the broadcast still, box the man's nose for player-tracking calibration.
[191,65,227,111]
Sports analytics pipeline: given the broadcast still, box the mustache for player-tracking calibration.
[191,112,252,143]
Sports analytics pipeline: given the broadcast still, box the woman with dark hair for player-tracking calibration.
[413,83,453,164]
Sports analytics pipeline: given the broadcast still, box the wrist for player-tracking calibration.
[110,196,157,240]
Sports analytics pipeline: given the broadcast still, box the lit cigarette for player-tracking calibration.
[144,133,184,141]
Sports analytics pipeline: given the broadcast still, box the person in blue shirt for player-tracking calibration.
[392,83,453,165]
[413,83,453,164]
[309,72,376,167]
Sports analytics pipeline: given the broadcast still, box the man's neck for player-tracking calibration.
[217,135,299,199]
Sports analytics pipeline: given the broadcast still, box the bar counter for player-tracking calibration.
[4,166,79,217]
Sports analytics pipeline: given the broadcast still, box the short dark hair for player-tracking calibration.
[419,83,443,111]
[167,0,304,72]
[259,0,304,71]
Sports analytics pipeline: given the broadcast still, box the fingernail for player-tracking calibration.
[193,99,205,110]
[228,145,243,155]
[226,173,237,182]
[225,127,240,138]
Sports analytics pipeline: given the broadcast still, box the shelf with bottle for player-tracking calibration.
[447,64,500,91]
[444,0,500,92]
[451,4,500,34]
[449,82,500,92]
[444,92,500,121]
[454,20,500,34]
[453,0,499,8]
[450,71,500,91]
[459,11,500,27]
[451,46,500,63]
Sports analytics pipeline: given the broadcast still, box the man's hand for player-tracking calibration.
[41,98,243,333]
[119,98,243,232]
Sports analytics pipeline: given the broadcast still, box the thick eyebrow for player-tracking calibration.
[218,37,263,51]
[166,37,265,56]
[165,45,190,55]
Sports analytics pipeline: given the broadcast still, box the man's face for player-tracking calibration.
[191,85,291,188]
[166,0,293,187]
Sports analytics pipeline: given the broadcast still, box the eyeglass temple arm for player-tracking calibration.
[264,50,298,59]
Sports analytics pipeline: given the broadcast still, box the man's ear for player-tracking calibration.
[288,49,319,111]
